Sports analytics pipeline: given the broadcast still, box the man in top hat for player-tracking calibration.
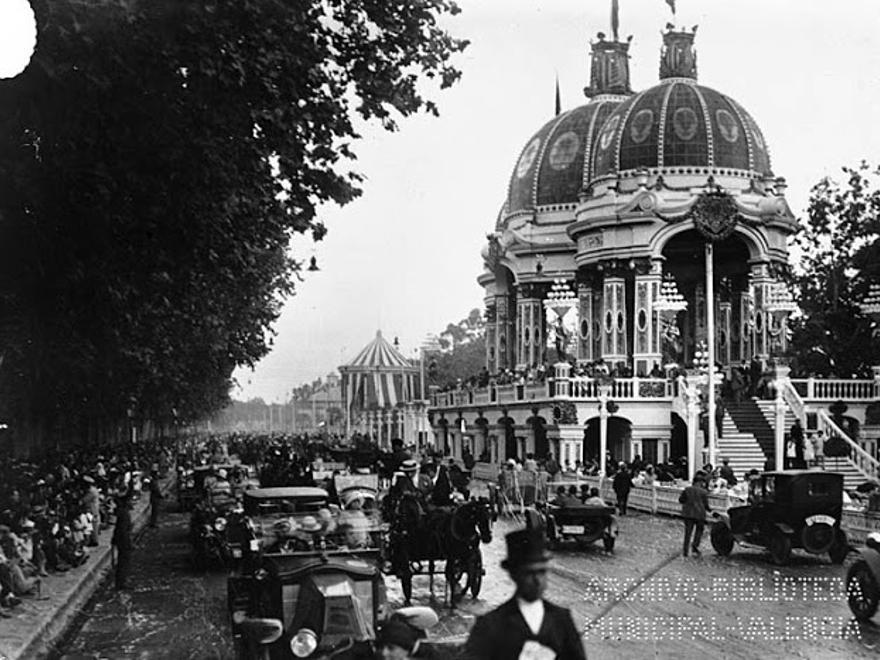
[373,606,439,659]
[462,528,586,659]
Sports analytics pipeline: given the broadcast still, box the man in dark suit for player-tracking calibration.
[679,472,711,557]
[462,528,586,659]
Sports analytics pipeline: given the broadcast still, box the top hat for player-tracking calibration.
[501,528,550,570]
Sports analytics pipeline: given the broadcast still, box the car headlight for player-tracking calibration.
[214,517,227,532]
[290,628,318,657]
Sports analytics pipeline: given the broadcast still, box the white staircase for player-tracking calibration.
[754,400,869,490]
[717,412,767,478]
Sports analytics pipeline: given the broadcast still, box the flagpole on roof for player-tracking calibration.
[554,72,561,116]
[611,0,619,41]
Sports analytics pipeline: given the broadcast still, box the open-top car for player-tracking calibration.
[542,502,617,552]
[710,470,850,565]
[228,520,387,658]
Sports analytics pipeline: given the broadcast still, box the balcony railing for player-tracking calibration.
[430,376,879,409]
[430,376,672,408]
[790,378,878,401]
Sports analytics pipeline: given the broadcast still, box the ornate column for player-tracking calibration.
[684,374,702,481]
[773,364,791,471]
[577,282,593,362]
[598,383,611,476]
[495,293,513,371]
[485,302,497,372]
[633,259,662,376]
[750,263,772,361]
[516,284,544,368]
[602,276,627,364]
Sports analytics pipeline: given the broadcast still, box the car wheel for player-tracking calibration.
[769,532,792,566]
[828,530,849,565]
[710,523,734,556]
[847,559,880,621]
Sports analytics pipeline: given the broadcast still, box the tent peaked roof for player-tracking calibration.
[344,330,413,370]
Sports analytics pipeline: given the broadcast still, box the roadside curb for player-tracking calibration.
[0,475,175,660]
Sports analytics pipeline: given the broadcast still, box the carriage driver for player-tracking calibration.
[462,528,587,660]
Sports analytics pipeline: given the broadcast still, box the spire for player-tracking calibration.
[554,74,561,115]
[659,25,698,80]
[584,31,633,98]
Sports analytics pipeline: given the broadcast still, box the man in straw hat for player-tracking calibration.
[462,528,586,659]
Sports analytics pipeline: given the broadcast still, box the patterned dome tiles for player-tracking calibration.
[506,99,624,215]
[591,80,773,181]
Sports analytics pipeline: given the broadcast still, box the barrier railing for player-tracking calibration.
[817,408,879,479]
[780,379,807,426]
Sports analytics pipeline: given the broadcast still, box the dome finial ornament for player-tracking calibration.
[660,25,698,80]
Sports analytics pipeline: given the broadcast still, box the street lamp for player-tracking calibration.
[693,341,722,468]
[654,273,688,366]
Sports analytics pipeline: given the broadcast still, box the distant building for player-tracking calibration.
[340,330,429,448]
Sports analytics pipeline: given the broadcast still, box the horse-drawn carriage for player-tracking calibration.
[385,490,493,607]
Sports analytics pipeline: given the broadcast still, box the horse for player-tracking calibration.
[389,495,493,607]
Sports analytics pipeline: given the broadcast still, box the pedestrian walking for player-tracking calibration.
[461,528,586,659]
[81,476,101,547]
[112,490,134,590]
[612,461,632,515]
[149,471,163,528]
[679,473,711,557]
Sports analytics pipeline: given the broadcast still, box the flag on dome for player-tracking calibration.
[665,0,676,14]
[554,74,561,116]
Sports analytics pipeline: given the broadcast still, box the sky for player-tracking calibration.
[3,0,880,404]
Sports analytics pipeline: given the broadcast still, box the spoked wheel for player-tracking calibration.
[710,523,734,556]
[467,549,484,598]
[769,532,792,566]
[846,559,880,621]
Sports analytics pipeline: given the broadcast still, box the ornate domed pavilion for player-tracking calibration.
[429,16,859,483]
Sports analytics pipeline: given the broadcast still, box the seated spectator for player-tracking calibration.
[583,488,607,507]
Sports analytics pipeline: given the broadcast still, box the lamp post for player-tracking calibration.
[598,382,612,478]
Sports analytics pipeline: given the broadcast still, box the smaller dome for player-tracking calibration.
[506,99,622,216]
[591,78,773,182]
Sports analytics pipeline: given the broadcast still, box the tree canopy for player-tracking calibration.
[429,308,485,387]
[0,0,467,449]
[788,162,880,377]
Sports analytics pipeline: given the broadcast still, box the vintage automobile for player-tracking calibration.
[710,470,850,565]
[191,499,258,570]
[234,487,333,556]
[228,518,388,658]
[846,530,880,621]
[180,463,259,511]
[528,498,617,553]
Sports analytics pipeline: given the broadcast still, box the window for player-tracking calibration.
[807,480,831,498]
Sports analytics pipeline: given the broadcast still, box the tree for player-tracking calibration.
[788,162,880,377]
[429,308,486,387]
[0,0,467,450]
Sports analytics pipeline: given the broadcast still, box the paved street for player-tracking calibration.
[56,503,880,659]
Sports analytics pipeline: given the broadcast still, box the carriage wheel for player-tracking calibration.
[467,549,484,598]
[847,559,880,621]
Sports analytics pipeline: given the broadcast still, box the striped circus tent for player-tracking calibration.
[340,330,421,413]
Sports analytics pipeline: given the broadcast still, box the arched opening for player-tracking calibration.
[583,416,633,464]
[660,230,753,366]
[498,416,517,461]
[670,413,688,460]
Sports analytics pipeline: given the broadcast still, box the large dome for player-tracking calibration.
[506,99,622,216]
[591,78,773,183]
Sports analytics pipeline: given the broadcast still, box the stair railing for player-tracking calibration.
[816,408,879,479]
[779,380,807,426]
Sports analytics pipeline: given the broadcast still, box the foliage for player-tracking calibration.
[788,162,880,377]
[0,0,467,447]
[428,308,485,387]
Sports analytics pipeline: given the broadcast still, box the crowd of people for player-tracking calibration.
[0,437,174,617]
